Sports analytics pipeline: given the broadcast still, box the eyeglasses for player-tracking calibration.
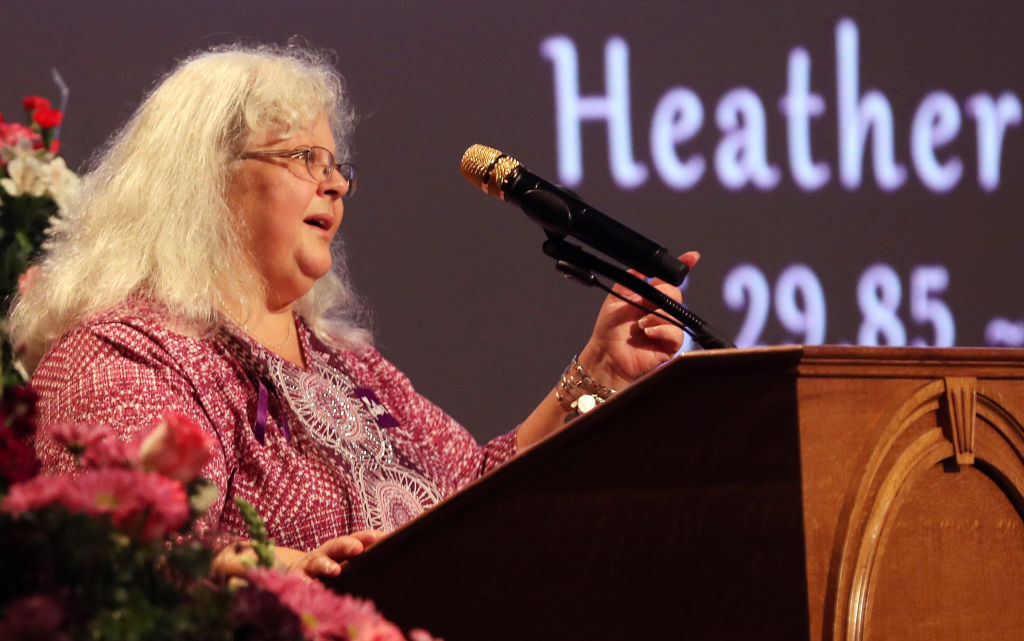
[239,146,357,198]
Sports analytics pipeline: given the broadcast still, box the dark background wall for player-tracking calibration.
[5,1,1023,440]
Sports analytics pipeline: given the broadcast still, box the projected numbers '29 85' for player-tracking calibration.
[720,263,956,347]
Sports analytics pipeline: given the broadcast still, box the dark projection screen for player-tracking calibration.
[5,1,1023,440]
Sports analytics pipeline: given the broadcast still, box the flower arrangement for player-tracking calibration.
[1,95,80,385]
[0,89,438,641]
[0,389,436,641]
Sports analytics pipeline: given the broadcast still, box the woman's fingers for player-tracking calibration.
[214,534,383,582]
[348,529,385,549]
[654,279,684,302]
[318,535,367,560]
[636,313,685,350]
[679,250,701,269]
[306,554,343,577]
[301,532,384,578]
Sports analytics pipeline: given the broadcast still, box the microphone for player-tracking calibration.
[460,144,690,285]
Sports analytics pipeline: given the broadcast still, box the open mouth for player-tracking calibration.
[304,215,332,230]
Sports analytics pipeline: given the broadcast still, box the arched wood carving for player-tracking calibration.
[826,377,1024,641]
[944,376,977,465]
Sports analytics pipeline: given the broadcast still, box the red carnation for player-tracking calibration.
[17,266,40,296]
[0,594,70,641]
[138,411,214,481]
[32,107,63,129]
[0,426,41,485]
[0,122,39,147]
[2,384,38,438]
[22,96,51,112]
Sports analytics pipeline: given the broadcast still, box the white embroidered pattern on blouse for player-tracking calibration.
[353,461,443,532]
[268,350,393,464]
[267,348,441,532]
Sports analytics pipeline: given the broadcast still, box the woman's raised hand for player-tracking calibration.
[576,251,700,391]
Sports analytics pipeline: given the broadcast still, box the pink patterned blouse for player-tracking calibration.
[31,302,518,550]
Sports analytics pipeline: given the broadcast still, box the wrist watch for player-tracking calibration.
[555,354,616,416]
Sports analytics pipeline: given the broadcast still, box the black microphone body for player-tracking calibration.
[460,145,689,286]
[460,144,735,349]
[505,167,688,285]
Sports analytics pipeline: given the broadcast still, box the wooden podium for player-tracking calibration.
[331,346,1024,640]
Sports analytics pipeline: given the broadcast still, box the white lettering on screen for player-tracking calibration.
[540,36,647,189]
[650,87,705,189]
[779,47,830,190]
[911,91,962,193]
[540,19,1020,193]
[835,18,907,191]
[964,92,1023,192]
[715,88,781,190]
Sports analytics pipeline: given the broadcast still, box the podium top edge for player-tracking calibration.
[669,344,1024,376]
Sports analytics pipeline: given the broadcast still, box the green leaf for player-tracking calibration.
[233,497,276,568]
[233,497,268,544]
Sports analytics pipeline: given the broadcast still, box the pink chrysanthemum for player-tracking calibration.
[47,422,136,469]
[3,469,189,541]
[245,568,407,641]
[1,474,68,514]
[77,469,189,540]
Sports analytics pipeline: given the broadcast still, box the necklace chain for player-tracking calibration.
[239,316,294,352]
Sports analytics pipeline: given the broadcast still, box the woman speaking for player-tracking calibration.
[9,43,694,580]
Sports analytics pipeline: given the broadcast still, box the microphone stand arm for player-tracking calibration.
[542,236,735,350]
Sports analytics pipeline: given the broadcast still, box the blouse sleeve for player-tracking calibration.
[354,348,519,497]
[31,320,235,539]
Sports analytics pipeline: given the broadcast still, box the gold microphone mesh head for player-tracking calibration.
[460,144,521,199]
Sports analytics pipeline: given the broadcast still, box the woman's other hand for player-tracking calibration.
[275,529,384,579]
[213,529,385,581]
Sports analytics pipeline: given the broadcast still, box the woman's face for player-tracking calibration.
[227,116,347,310]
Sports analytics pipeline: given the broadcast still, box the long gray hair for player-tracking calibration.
[10,43,372,370]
